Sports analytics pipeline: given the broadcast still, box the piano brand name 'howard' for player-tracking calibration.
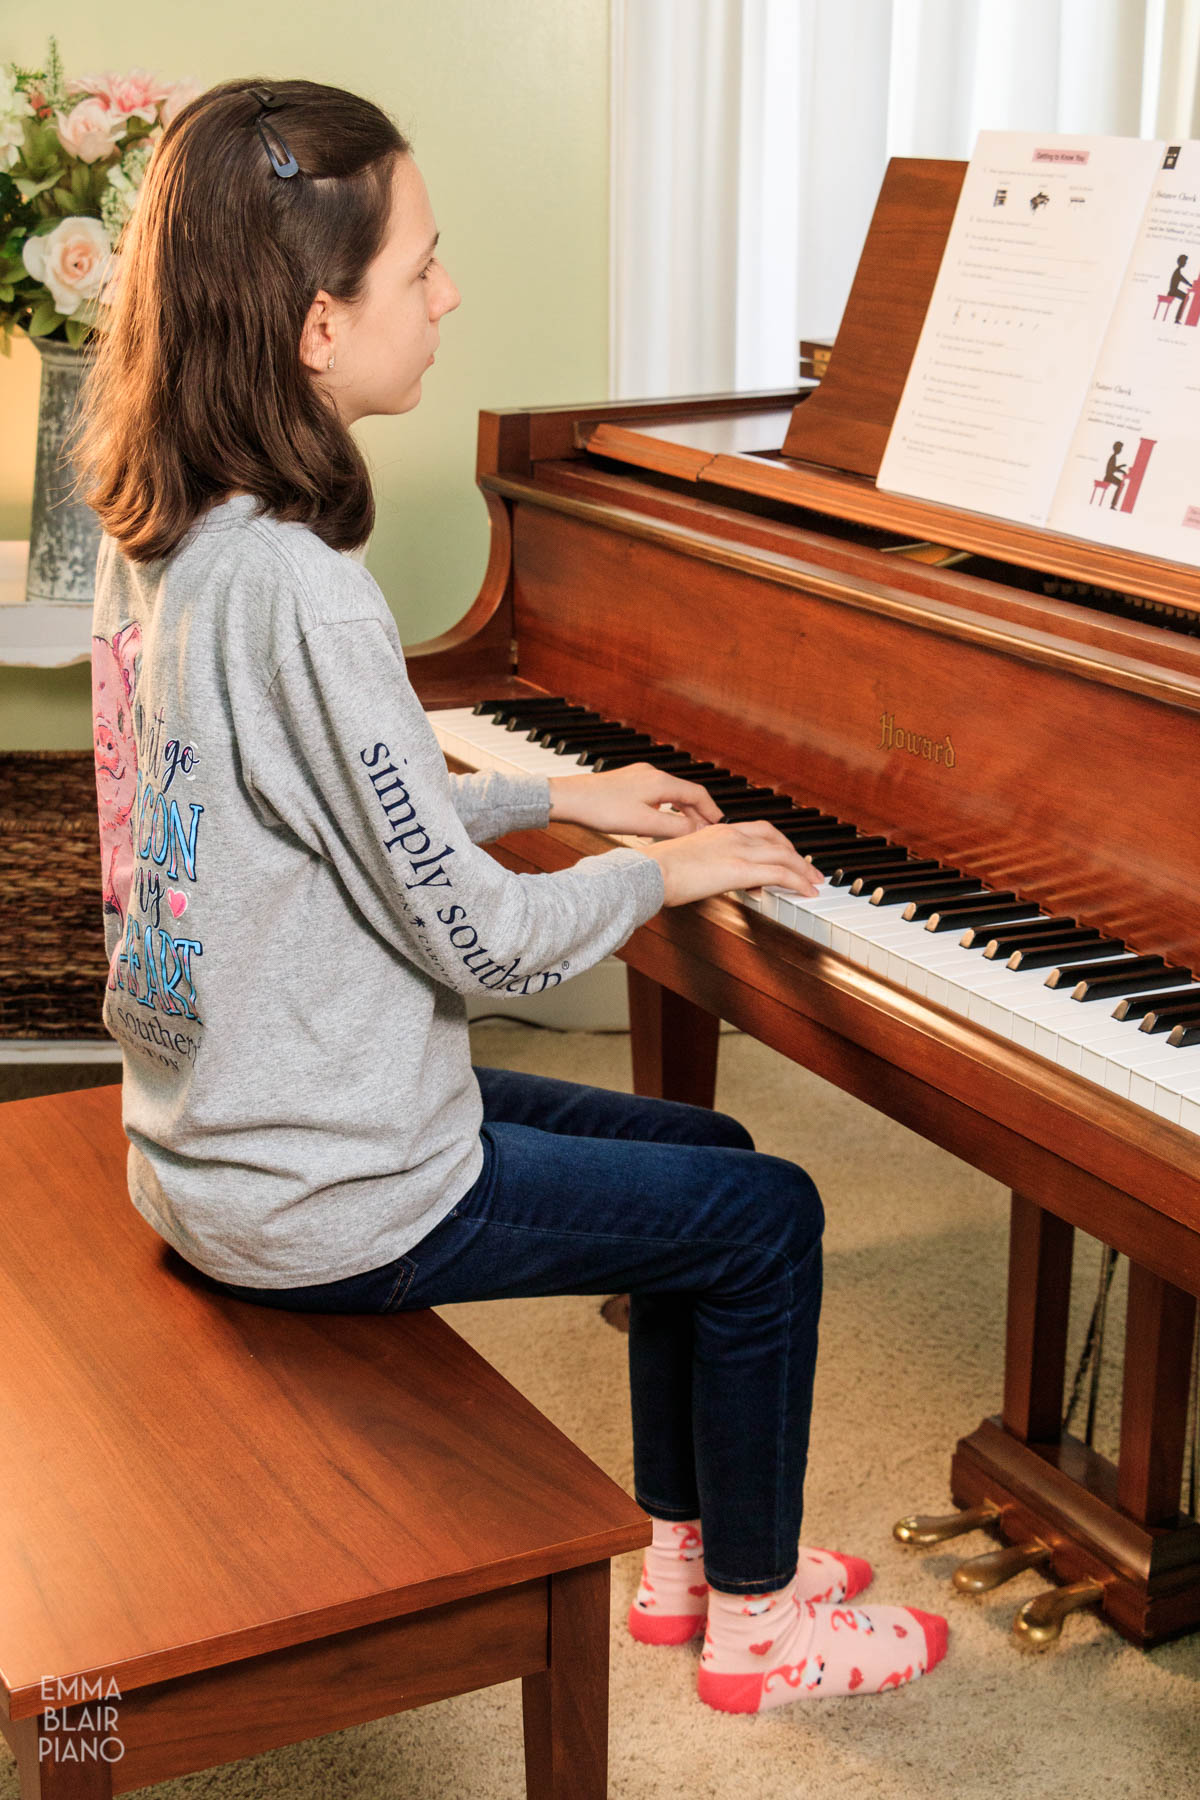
[878,711,957,768]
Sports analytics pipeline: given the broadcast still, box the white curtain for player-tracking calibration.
[611,0,1200,398]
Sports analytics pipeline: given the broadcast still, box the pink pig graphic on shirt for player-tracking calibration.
[92,622,142,925]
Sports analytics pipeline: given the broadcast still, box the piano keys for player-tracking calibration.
[429,703,1200,1130]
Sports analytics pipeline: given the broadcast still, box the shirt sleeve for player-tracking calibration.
[446,767,553,844]
[245,614,665,998]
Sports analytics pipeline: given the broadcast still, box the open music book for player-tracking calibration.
[878,132,1200,567]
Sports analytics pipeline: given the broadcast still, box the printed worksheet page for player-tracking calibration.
[1048,141,1200,565]
[877,132,1163,526]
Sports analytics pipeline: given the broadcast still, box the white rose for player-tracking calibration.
[0,67,35,172]
[55,95,125,164]
[22,217,115,318]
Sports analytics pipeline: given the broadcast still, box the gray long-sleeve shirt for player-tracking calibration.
[91,493,665,1286]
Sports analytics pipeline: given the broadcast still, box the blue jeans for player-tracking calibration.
[206,1066,824,1595]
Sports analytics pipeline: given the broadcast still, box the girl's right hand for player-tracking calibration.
[640,819,826,909]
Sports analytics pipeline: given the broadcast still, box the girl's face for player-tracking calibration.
[302,154,460,425]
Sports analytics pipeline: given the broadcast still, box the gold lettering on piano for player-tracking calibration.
[878,712,957,769]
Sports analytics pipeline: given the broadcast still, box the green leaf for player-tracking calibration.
[15,172,61,201]
[0,286,12,303]
[27,296,63,337]
[64,316,91,348]
[50,191,87,218]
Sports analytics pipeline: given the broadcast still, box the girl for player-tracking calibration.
[78,77,946,1715]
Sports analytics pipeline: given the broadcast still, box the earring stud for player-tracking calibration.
[328,355,335,369]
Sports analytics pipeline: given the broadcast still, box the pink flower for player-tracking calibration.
[160,79,203,128]
[22,217,114,317]
[55,95,127,163]
[66,69,171,124]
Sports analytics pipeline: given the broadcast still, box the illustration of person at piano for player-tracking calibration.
[78,77,948,1719]
[1101,441,1129,509]
[1168,252,1192,323]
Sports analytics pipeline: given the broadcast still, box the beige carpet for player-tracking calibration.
[3,1021,1198,1798]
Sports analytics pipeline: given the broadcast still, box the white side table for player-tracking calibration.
[0,541,93,666]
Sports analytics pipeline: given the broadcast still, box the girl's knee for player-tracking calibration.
[764,1159,824,1255]
[710,1109,755,1151]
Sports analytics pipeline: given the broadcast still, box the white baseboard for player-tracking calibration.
[465,955,631,1032]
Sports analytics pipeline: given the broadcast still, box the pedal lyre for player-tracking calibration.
[893,1501,1001,1546]
[952,1538,1050,1593]
[1012,1577,1105,1650]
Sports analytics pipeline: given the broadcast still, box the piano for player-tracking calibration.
[405,158,1200,1650]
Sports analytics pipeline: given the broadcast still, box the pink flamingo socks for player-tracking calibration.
[628,1516,874,1647]
[698,1576,949,1712]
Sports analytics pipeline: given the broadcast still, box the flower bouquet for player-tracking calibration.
[0,35,199,354]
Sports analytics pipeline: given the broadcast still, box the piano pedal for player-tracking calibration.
[952,1538,1050,1593]
[1012,1577,1106,1651]
[893,1501,1002,1546]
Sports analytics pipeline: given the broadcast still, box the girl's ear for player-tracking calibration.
[299,291,336,374]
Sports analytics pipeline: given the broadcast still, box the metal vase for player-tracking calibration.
[26,336,101,606]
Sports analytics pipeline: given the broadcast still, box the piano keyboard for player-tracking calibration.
[429,700,1200,1134]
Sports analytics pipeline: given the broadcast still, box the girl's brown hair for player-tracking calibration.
[74,78,409,563]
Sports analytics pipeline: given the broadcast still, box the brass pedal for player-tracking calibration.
[952,1538,1050,1593]
[1012,1577,1105,1650]
[893,1502,1001,1546]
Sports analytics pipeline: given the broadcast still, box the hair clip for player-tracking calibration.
[248,86,299,179]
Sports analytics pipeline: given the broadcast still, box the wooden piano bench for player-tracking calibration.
[0,1085,649,1799]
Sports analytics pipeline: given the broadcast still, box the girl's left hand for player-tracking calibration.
[547,762,725,837]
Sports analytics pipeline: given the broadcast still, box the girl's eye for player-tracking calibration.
[419,257,437,282]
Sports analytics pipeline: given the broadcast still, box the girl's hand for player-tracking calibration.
[642,819,826,908]
[547,762,725,837]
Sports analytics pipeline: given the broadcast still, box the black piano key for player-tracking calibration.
[849,861,945,895]
[778,822,857,846]
[528,717,612,743]
[868,874,967,906]
[589,745,673,770]
[716,796,812,821]
[832,856,920,887]
[521,709,604,735]
[1045,954,1164,991]
[1071,962,1183,1002]
[794,837,884,864]
[975,917,1080,955]
[474,695,567,716]
[701,782,780,801]
[803,836,888,861]
[765,806,829,822]
[1167,1021,1200,1047]
[897,880,988,920]
[494,701,581,727]
[590,748,723,770]
[796,834,885,860]
[776,814,846,833]
[605,749,696,771]
[924,898,1042,932]
[574,734,656,760]
[1139,998,1200,1034]
[549,723,644,746]
[1008,935,1123,971]
[1114,985,1200,1021]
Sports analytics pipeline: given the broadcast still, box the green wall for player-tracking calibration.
[0,2,611,747]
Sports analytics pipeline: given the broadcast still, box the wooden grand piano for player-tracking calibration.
[406,159,1200,1650]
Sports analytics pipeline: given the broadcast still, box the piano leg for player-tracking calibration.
[948,1193,1200,1647]
[626,968,720,1108]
